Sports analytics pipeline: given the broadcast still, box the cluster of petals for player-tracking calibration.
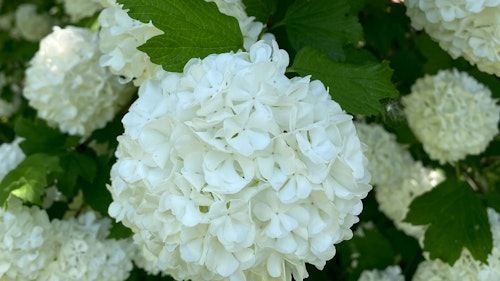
[0,198,134,281]
[358,265,405,281]
[98,0,263,86]
[413,208,500,281]
[375,162,444,240]
[404,0,500,76]
[23,25,133,137]
[13,3,53,42]
[108,40,371,281]
[0,138,25,181]
[355,122,414,187]
[402,69,500,164]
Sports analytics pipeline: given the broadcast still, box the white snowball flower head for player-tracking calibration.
[0,138,25,181]
[98,0,263,86]
[358,265,405,281]
[23,26,133,137]
[14,3,52,42]
[108,40,371,281]
[413,208,500,281]
[0,198,54,281]
[404,0,500,76]
[355,122,415,187]
[40,212,134,281]
[402,69,500,164]
[375,162,444,240]
[59,0,110,22]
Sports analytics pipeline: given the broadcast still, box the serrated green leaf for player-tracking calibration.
[242,0,277,23]
[118,0,243,72]
[405,179,493,265]
[0,154,61,206]
[290,47,399,115]
[283,0,363,60]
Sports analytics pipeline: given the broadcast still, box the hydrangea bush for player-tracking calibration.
[0,0,499,280]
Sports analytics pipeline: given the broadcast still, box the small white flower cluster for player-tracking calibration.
[358,265,405,281]
[14,3,53,42]
[355,122,414,187]
[404,0,500,76]
[23,26,134,137]
[98,0,263,86]
[58,0,115,22]
[375,162,444,240]
[0,138,25,181]
[355,122,444,239]
[0,198,134,281]
[413,208,500,281]
[402,69,500,164]
[109,40,371,280]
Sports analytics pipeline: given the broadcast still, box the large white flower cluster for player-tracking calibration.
[98,0,263,86]
[404,0,500,76]
[23,26,133,137]
[108,40,371,281]
[14,3,52,42]
[355,122,414,187]
[413,208,500,281]
[402,69,500,164]
[358,265,405,281]
[0,198,134,281]
[0,138,25,181]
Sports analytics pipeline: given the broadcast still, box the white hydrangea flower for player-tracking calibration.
[40,212,134,281]
[375,163,444,239]
[404,0,500,76]
[58,0,109,22]
[108,40,371,281]
[23,26,134,137]
[0,198,55,280]
[355,122,415,187]
[358,265,405,281]
[402,69,500,164]
[0,138,25,181]
[98,0,263,86]
[14,3,52,42]
[413,208,500,281]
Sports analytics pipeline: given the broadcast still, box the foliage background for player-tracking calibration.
[0,0,499,280]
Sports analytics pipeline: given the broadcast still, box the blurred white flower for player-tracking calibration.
[23,26,134,137]
[404,0,500,76]
[0,198,55,281]
[14,3,52,42]
[375,163,444,240]
[413,208,500,281]
[58,0,110,22]
[355,122,415,187]
[402,69,500,164]
[98,0,263,86]
[0,138,25,181]
[109,39,371,280]
[358,265,405,281]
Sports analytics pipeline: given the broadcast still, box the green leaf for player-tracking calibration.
[0,154,61,206]
[242,0,277,23]
[81,155,113,215]
[108,220,133,239]
[405,179,493,265]
[14,117,71,154]
[283,0,363,60]
[290,47,399,115]
[118,0,243,72]
[56,152,97,198]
